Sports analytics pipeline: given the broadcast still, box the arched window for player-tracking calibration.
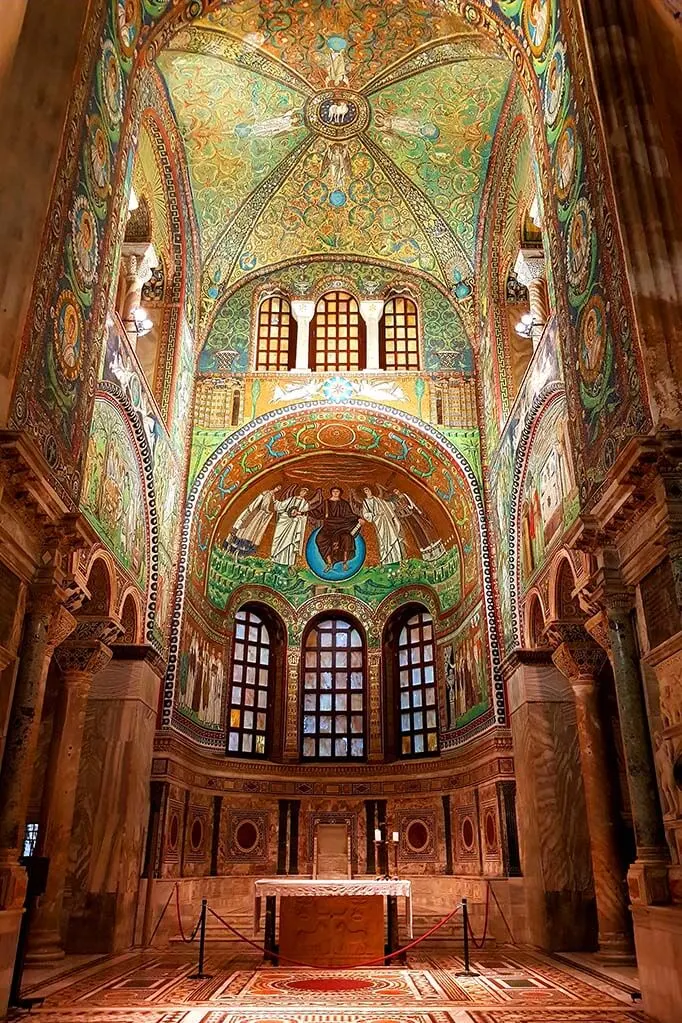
[226,607,272,757]
[256,295,296,371]
[310,291,365,371]
[301,616,365,760]
[380,295,419,370]
[396,610,438,757]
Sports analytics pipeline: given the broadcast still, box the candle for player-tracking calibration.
[392,831,399,843]
[374,828,382,842]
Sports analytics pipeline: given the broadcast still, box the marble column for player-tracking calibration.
[25,628,113,962]
[551,626,634,960]
[367,650,382,762]
[283,647,301,761]
[290,300,315,371]
[117,242,158,349]
[513,248,549,349]
[0,592,74,1016]
[359,300,385,371]
[602,595,669,904]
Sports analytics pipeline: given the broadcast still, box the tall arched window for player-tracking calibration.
[301,616,365,760]
[395,610,438,757]
[310,291,365,371]
[226,607,272,757]
[256,295,296,371]
[380,295,419,371]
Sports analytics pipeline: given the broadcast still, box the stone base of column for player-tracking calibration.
[23,926,65,964]
[0,907,24,1015]
[595,932,636,965]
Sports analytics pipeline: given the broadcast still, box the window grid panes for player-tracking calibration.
[226,609,270,758]
[311,291,363,372]
[301,618,365,760]
[256,296,295,371]
[397,612,438,757]
[381,296,419,370]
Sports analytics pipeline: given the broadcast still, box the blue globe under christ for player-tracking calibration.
[306,528,366,581]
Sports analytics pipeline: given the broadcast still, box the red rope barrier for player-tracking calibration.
[487,881,516,944]
[466,882,490,950]
[175,883,202,944]
[145,885,175,947]
[207,899,463,970]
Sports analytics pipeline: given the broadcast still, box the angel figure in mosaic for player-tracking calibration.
[357,484,404,565]
[270,485,311,567]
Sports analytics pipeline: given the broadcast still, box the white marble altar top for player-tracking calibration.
[254,878,412,898]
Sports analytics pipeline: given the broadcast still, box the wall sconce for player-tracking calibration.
[514,311,536,339]
[131,307,154,338]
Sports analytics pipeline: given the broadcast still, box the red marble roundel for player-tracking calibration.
[461,816,475,851]
[406,819,429,852]
[168,814,179,850]
[190,818,203,851]
[235,819,259,852]
[286,977,375,992]
[485,811,497,849]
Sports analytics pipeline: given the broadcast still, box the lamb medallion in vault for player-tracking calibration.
[305,89,370,140]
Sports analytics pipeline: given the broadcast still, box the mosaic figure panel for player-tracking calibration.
[208,454,463,612]
[519,396,578,586]
[442,603,489,730]
[177,612,227,731]
[82,396,148,591]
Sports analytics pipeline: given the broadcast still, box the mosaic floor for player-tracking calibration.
[17,947,649,1023]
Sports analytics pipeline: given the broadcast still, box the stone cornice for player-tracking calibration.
[152,726,514,797]
[500,647,554,681]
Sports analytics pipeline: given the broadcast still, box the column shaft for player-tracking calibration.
[607,607,666,858]
[572,679,633,956]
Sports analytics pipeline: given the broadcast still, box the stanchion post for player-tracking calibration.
[189,898,212,980]
[455,897,478,978]
[462,898,470,974]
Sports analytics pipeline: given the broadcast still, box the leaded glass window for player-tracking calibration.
[310,291,365,371]
[397,611,438,757]
[301,617,365,760]
[381,295,419,370]
[226,608,270,757]
[256,295,296,371]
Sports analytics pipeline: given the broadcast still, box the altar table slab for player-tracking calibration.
[254,878,413,967]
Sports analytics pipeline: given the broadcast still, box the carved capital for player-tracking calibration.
[551,638,607,684]
[45,606,78,653]
[54,639,112,678]
[71,614,123,647]
[584,609,611,654]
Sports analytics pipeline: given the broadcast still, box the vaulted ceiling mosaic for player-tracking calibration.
[154,0,515,332]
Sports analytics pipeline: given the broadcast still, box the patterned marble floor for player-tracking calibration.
[16,947,649,1023]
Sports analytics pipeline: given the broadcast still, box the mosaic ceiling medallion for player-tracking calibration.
[306,89,370,140]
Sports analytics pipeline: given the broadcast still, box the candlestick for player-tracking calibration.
[392,831,399,843]
[374,828,382,842]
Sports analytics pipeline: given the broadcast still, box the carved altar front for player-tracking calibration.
[254,878,413,967]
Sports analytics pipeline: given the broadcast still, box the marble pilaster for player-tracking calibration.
[502,648,596,950]
[64,645,164,954]
[359,300,385,371]
[550,624,634,960]
[291,300,315,371]
[282,648,301,761]
[25,623,115,962]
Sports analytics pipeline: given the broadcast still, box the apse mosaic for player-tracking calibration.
[208,455,464,612]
